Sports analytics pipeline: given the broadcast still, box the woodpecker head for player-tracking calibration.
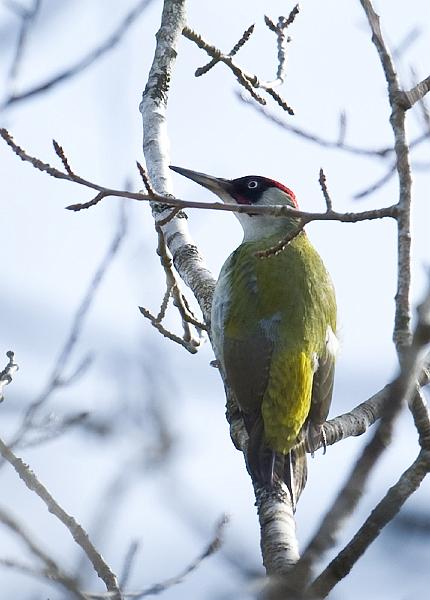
[170,166,298,241]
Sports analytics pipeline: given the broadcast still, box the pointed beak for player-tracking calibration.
[170,165,233,199]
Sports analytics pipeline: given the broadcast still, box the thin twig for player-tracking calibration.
[360,0,413,356]
[119,540,140,589]
[400,74,430,110]
[0,351,19,402]
[183,25,294,114]
[0,439,121,598]
[237,91,430,158]
[0,558,87,600]
[264,5,299,86]
[309,450,430,598]
[136,161,156,196]
[3,205,127,454]
[195,23,255,77]
[85,516,228,599]
[353,162,397,199]
[138,306,198,353]
[2,0,154,109]
[319,168,333,212]
[6,0,41,86]
[0,127,402,223]
[155,226,195,343]
[0,506,84,599]
[53,139,75,176]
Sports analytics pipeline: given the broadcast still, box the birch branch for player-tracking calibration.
[138,0,300,575]
[138,0,215,322]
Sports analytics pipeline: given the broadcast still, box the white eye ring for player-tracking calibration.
[247,180,258,189]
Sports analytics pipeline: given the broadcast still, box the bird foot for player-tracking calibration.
[306,424,327,457]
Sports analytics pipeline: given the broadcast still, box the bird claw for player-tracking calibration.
[306,424,327,457]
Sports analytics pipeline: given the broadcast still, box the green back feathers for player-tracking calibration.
[219,231,336,454]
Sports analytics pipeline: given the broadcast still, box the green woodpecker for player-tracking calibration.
[170,166,337,507]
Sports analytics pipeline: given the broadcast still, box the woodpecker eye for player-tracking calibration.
[247,180,258,189]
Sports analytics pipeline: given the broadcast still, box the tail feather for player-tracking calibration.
[245,415,307,510]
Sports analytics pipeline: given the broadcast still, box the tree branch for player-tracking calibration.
[309,449,430,598]
[0,351,19,402]
[287,281,430,593]
[138,0,301,576]
[0,437,121,597]
[236,91,430,159]
[0,506,85,599]
[360,0,413,356]
[183,23,295,114]
[2,205,127,456]
[2,0,154,109]
[84,516,228,599]
[0,127,399,223]
[6,0,41,88]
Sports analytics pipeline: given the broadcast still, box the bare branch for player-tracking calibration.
[6,0,41,86]
[139,0,216,331]
[136,161,156,197]
[119,541,140,589]
[309,450,430,598]
[353,162,397,199]
[155,285,172,323]
[183,26,294,114]
[0,438,121,597]
[3,205,127,455]
[195,23,255,77]
[0,127,400,223]
[0,558,87,600]
[399,74,430,110]
[236,92,430,158]
[288,280,430,592]
[359,0,413,356]
[154,226,202,343]
[53,139,75,176]
[255,224,306,259]
[138,305,198,353]
[19,411,90,450]
[0,351,19,402]
[255,200,396,259]
[2,0,154,109]
[264,4,299,86]
[0,506,85,599]
[318,169,333,212]
[392,26,422,60]
[255,483,300,574]
[308,355,430,454]
[85,516,228,599]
